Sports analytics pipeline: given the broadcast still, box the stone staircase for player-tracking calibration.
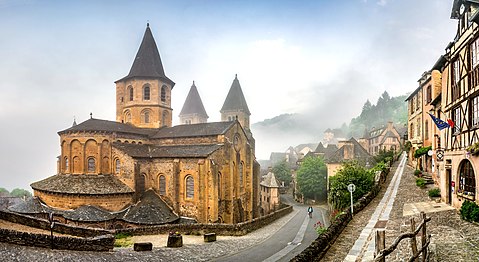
[421,172,434,185]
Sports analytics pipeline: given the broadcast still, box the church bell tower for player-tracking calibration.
[115,24,175,128]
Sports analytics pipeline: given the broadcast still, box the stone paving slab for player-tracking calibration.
[403,201,455,216]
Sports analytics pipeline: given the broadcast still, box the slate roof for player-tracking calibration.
[151,121,234,139]
[58,118,157,136]
[220,75,250,115]
[325,144,338,154]
[113,143,222,158]
[380,130,399,144]
[326,138,373,164]
[31,174,135,195]
[179,82,208,117]
[8,197,47,214]
[260,172,280,188]
[116,24,174,85]
[63,205,116,222]
[315,142,325,153]
[0,197,22,211]
[122,189,179,225]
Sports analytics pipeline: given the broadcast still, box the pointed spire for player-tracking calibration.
[179,81,208,117]
[116,24,174,86]
[221,74,250,115]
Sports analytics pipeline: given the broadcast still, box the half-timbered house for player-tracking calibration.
[440,0,479,207]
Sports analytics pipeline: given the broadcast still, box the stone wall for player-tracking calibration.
[0,228,114,251]
[116,204,293,236]
[0,210,111,237]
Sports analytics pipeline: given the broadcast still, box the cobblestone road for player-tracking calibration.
[322,159,479,262]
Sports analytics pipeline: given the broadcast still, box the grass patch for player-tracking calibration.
[114,232,133,247]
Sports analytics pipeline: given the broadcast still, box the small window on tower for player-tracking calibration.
[128,86,134,101]
[161,85,167,102]
[143,85,150,100]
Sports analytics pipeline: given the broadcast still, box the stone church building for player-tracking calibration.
[30,24,260,225]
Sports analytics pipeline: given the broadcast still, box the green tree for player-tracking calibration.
[272,161,292,186]
[296,156,327,201]
[10,188,32,198]
[0,188,9,195]
[328,161,374,211]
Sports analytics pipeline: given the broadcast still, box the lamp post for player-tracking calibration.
[347,184,356,217]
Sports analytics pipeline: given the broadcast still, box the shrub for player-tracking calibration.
[460,200,479,222]
[414,146,432,158]
[428,188,440,197]
[314,220,327,235]
[416,178,426,188]
[414,170,422,176]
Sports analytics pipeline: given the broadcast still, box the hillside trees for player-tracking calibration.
[272,160,292,186]
[296,156,328,201]
[10,188,32,198]
[348,92,407,138]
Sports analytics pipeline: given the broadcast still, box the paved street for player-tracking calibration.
[215,195,329,262]
[0,194,328,261]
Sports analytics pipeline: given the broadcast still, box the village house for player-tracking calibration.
[365,122,402,156]
[438,0,479,208]
[260,171,281,215]
[407,0,479,209]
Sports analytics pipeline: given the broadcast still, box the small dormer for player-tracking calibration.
[451,1,479,37]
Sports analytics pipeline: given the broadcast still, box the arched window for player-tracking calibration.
[159,175,166,195]
[185,175,194,199]
[128,86,134,101]
[239,162,244,192]
[137,173,146,194]
[459,160,476,200]
[161,85,167,102]
[115,159,120,174]
[87,158,95,173]
[162,111,168,126]
[143,85,150,100]
[141,109,151,124]
[64,157,69,172]
[124,110,131,123]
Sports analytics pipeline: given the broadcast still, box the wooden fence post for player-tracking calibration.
[375,229,385,262]
[409,217,418,262]
[421,212,427,262]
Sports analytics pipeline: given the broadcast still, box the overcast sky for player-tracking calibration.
[0,0,457,191]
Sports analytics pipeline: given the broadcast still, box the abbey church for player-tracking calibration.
[28,24,260,225]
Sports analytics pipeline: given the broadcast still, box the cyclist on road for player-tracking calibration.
[307,206,313,218]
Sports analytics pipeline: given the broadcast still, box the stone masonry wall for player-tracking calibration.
[0,210,111,237]
[116,204,293,236]
[0,228,114,252]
